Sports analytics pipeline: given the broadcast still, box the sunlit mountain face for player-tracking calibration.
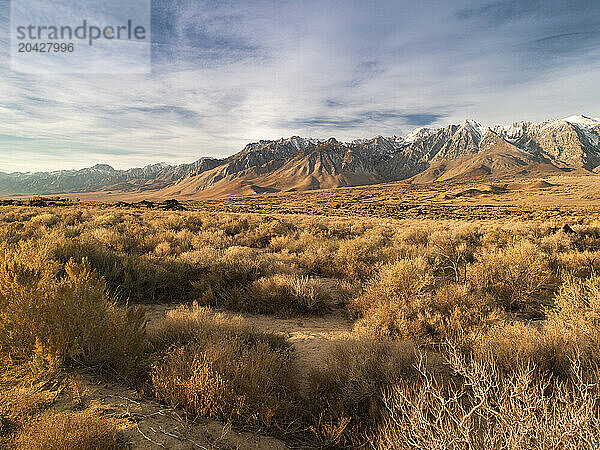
[1,115,599,196]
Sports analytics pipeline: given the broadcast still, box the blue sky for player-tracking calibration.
[1,0,600,172]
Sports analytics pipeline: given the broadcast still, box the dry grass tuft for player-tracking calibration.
[248,274,332,315]
[15,410,120,450]
[308,338,423,445]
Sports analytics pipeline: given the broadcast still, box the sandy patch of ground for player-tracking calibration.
[78,374,288,449]
[239,310,354,370]
[144,303,355,372]
[95,301,355,448]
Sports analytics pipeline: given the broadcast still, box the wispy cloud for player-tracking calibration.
[281,111,445,130]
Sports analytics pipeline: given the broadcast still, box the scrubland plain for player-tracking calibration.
[2,195,600,448]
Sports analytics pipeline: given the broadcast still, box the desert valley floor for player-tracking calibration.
[3,172,600,449]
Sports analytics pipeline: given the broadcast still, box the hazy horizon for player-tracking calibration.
[2,113,600,174]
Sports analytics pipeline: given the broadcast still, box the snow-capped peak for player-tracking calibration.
[560,115,600,127]
[142,162,170,170]
[461,119,488,143]
[403,126,432,143]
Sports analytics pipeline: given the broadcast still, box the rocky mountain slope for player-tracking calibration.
[1,115,599,196]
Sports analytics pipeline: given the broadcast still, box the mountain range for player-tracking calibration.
[2,115,599,198]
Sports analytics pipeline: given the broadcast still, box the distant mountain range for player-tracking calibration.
[2,115,599,197]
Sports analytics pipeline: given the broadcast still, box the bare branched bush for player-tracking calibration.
[373,347,600,449]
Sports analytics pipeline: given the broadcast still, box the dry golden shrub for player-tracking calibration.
[194,229,235,249]
[427,226,480,282]
[544,275,600,374]
[49,237,203,303]
[15,411,120,450]
[553,250,600,279]
[28,213,61,229]
[149,306,296,427]
[353,257,431,311]
[539,230,575,254]
[153,241,172,257]
[237,218,294,248]
[332,233,387,279]
[60,210,84,226]
[470,275,600,377]
[308,338,422,446]
[430,282,505,340]
[0,385,56,444]
[395,225,429,247]
[190,246,329,314]
[191,246,265,307]
[146,305,287,351]
[474,322,550,372]
[295,236,337,275]
[0,241,145,376]
[91,213,121,228]
[351,258,432,338]
[153,214,186,232]
[468,240,552,311]
[350,254,510,343]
